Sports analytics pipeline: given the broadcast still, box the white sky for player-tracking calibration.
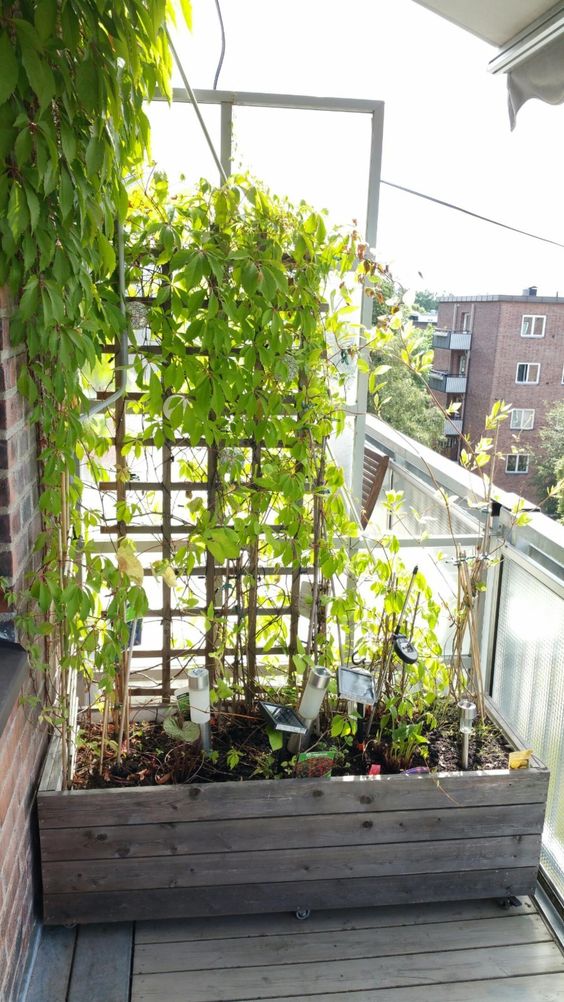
[147,0,564,297]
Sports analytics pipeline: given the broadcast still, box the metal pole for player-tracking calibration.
[220,102,233,178]
[350,105,384,509]
[165,29,228,185]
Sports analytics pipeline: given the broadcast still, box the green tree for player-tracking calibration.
[414,289,442,312]
[369,280,444,449]
[368,349,444,448]
[533,402,564,518]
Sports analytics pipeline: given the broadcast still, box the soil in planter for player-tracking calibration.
[73,703,513,789]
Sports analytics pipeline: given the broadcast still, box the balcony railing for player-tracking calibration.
[363,414,564,910]
[428,370,467,394]
[443,417,463,436]
[432,329,472,350]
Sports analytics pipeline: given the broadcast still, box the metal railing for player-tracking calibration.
[428,370,468,394]
[364,414,564,909]
[432,330,472,350]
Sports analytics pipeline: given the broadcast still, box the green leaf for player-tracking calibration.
[267,726,283,751]
[60,121,77,164]
[0,33,19,104]
[18,276,39,320]
[97,232,116,275]
[14,127,33,166]
[59,167,74,220]
[85,134,105,178]
[21,44,56,109]
[241,261,259,296]
[34,0,57,41]
[24,186,40,232]
[7,183,29,239]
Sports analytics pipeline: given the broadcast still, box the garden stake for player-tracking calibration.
[367,567,419,738]
[458,698,477,770]
[188,667,212,751]
[288,666,331,753]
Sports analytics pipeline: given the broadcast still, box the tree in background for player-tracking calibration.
[368,282,444,449]
[413,289,445,313]
[533,402,564,519]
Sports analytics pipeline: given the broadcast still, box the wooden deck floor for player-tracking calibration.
[25,897,564,1002]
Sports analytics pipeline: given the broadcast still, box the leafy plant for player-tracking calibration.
[0,1,191,785]
[163,716,200,744]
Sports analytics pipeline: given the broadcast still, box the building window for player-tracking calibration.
[516,362,540,384]
[510,408,535,430]
[505,453,530,474]
[460,311,470,331]
[521,315,545,338]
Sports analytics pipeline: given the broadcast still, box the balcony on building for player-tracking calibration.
[444,416,463,436]
[428,369,467,394]
[432,328,472,350]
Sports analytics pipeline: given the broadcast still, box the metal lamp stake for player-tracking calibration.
[287,666,331,754]
[367,567,419,738]
[188,667,212,752]
[458,699,477,770]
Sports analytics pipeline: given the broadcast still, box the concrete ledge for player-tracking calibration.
[0,638,28,739]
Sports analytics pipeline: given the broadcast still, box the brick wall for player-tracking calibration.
[0,288,46,1002]
[0,665,46,1002]
[436,298,564,504]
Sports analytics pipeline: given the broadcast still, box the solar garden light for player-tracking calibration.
[287,666,332,754]
[188,667,211,751]
[458,698,477,770]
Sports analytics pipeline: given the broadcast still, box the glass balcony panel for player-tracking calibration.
[492,558,564,902]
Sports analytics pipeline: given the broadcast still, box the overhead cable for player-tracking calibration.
[165,27,228,184]
[213,0,226,90]
[381,179,564,250]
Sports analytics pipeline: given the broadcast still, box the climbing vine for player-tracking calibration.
[0,1,191,782]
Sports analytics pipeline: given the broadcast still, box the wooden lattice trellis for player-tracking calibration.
[92,299,326,705]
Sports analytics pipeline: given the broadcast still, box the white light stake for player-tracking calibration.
[188,667,211,751]
[458,698,477,770]
[288,666,331,753]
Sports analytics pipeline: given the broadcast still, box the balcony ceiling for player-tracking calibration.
[412,0,558,47]
[412,0,564,126]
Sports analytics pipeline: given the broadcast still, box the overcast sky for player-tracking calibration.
[148,0,564,298]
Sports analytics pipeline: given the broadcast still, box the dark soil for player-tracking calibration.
[73,702,513,790]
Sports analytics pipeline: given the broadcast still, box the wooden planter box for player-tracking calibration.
[38,743,549,925]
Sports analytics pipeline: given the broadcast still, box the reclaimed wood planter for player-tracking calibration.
[38,757,549,925]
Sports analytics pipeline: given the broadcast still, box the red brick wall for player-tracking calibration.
[436,298,564,504]
[0,680,45,1002]
[0,289,46,1002]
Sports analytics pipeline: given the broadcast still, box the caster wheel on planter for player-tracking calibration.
[295,908,311,921]
[497,896,521,911]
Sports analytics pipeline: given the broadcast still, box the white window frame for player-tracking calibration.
[505,453,530,474]
[515,362,540,384]
[521,315,546,338]
[561,364,564,385]
[510,408,535,430]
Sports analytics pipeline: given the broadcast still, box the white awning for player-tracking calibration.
[413,1,564,126]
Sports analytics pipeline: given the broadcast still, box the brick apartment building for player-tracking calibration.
[430,289,564,503]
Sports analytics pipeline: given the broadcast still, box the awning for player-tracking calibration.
[413,1,564,127]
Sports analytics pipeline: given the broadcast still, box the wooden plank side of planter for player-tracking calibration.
[39,802,547,862]
[38,768,550,829]
[43,866,540,925]
[42,834,542,894]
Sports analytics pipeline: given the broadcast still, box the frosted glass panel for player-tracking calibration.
[492,558,564,901]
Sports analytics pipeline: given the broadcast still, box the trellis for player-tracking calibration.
[91,305,325,704]
[83,91,384,706]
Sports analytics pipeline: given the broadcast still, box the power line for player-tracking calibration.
[213,0,226,90]
[381,179,564,250]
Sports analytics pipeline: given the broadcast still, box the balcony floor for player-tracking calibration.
[25,897,564,1002]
